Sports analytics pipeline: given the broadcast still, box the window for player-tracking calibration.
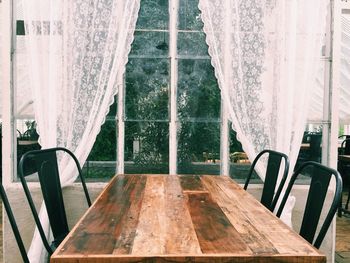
[12,0,254,182]
[13,3,41,176]
[85,0,252,181]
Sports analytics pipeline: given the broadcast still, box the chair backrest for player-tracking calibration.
[309,134,322,162]
[244,149,290,212]
[340,138,350,155]
[18,147,91,255]
[0,183,29,263]
[276,161,342,249]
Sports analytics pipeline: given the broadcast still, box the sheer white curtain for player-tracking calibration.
[339,15,350,124]
[22,0,140,261]
[199,0,327,177]
[309,14,350,124]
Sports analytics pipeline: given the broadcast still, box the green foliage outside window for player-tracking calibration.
[87,120,116,161]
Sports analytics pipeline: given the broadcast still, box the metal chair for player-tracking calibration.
[339,138,350,155]
[296,134,322,171]
[0,183,29,262]
[276,161,342,249]
[244,149,290,212]
[337,138,350,216]
[18,147,92,256]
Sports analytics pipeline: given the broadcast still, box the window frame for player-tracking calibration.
[116,0,231,175]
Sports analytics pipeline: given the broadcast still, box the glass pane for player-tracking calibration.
[178,0,203,31]
[177,122,220,175]
[16,119,41,177]
[130,31,169,57]
[228,129,259,183]
[296,126,323,171]
[15,37,34,118]
[84,99,117,180]
[177,32,208,57]
[84,119,117,180]
[125,58,169,120]
[136,0,168,30]
[124,121,169,174]
[107,97,117,117]
[177,59,220,120]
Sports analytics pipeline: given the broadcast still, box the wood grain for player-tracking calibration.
[203,176,319,255]
[186,192,249,254]
[163,175,201,254]
[51,174,326,263]
[60,174,146,255]
[201,176,278,254]
[179,175,207,192]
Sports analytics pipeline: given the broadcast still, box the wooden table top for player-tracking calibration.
[51,174,325,263]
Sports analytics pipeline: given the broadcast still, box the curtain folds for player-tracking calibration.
[199,0,328,178]
[22,0,140,261]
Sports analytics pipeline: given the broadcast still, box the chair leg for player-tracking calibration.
[338,191,343,217]
[345,187,350,210]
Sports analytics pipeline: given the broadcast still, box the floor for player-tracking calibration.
[336,189,350,263]
[0,196,349,262]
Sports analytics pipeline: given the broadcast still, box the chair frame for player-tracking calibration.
[276,161,342,249]
[337,138,350,216]
[244,149,290,212]
[0,183,29,262]
[18,147,91,255]
[339,138,350,155]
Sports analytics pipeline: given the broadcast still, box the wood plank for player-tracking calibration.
[51,254,326,263]
[179,175,207,192]
[60,174,146,255]
[131,176,166,254]
[132,175,201,255]
[186,191,250,254]
[201,176,278,255]
[112,175,147,254]
[201,176,321,256]
[163,175,201,254]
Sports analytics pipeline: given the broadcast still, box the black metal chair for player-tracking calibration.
[18,147,92,256]
[296,134,322,171]
[339,138,350,155]
[337,138,350,216]
[244,149,290,212]
[0,183,29,262]
[276,161,342,249]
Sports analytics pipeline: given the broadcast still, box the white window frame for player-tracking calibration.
[116,0,231,176]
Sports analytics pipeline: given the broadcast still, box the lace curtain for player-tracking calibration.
[22,0,140,261]
[199,0,328,177]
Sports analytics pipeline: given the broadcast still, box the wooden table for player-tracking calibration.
[51,174,325,263]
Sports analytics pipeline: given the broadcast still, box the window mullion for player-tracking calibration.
[3,0,15,184]
[220,100,230,176]
[117,80,125,174]
[220,0,231,176]
[169,0,179,174]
